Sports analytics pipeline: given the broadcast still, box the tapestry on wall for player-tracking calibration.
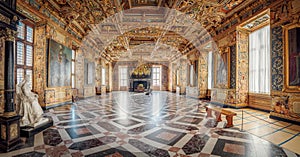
[47,39,72,87]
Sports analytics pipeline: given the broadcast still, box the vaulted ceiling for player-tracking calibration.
[19,0,248,61]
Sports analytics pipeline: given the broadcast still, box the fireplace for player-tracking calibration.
[133,81,148,90]
[129,80,150,92]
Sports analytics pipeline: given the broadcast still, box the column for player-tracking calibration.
[0,27,21,152]
[235,29,249,107]
[3,28,17,115]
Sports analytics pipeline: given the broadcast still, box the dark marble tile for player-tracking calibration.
[145,129,186,146]
[45,145,69,157]
[113,119,141,127]
[69,136,116,150]
[211,139,257,157]
[128,139,170,157]
[215,130,252,139]
[97,122,120,132]
[57,120,89,126]
[182,134,210,155]
[13,151,45,157]
[57,114,81,121]
[165,123,198,131]
[127,124,156,134]
[177,117,203,124]
[81,112,95,118]
[43,129,63,146]
[65,125,100,139]
[86,147,136,157]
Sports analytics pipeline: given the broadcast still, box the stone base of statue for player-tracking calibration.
[20,117,53,137]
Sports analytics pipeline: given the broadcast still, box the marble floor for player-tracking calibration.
[0,91,299,157]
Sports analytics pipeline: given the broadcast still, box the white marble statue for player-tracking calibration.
[16,75,48,127]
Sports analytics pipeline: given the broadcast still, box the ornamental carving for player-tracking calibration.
[0,28,17,41]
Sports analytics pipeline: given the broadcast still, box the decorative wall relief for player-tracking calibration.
[33,25,47,106]
[44,89,55,104]
[199,53,208,98]
[47,39,72,87]
[271,26,284,91]
[236,30,249,107]
[230,45,236,89]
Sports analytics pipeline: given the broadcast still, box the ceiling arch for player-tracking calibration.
[81,6,218,62]
[24,0,247,42]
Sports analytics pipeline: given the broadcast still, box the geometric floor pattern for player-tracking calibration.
[0,91,299,157]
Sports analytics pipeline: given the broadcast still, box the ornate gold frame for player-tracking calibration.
[283,23,300,92]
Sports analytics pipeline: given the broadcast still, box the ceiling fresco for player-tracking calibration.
[19,0,247,61]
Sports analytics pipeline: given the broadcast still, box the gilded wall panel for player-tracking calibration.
[236,30,249,106]
[199,53,208,98]
[44,89,55,104]
[33,25,47,106]
[271,26,284,91]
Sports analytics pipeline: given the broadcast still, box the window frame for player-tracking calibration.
[249,24,271,94]
[152,66,161,86]
[119,66,128,87]
[15,20,35,88]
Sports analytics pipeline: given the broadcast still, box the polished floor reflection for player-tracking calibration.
[1,91,299,157]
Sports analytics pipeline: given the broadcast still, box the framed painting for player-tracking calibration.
[214,48,230,88]
[283,23,300,92]
[47,39,72,87]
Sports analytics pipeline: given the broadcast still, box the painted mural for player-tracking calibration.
[48,39,72,87]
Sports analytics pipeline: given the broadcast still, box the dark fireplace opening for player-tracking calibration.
[133,81,148,90]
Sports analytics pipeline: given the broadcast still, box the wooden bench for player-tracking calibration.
[205,106,237,128]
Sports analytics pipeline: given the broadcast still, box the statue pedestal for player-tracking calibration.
[0,115,22,152]
[20,117,53,137]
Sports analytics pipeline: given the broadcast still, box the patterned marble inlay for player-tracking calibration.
[113,119,141,127]
[65,125,100,139]
[127,124,156,134]
[43,129,62,146]
[145,129,186,146]
[182,134,210,155]
[69,136,116,150]
[85,147,136,157]
[97,122,120,132]
[0,92,298,157]
[165,123,199,131]
[177,117,203,124]
[13,151,45,157]
[128,139,170,157]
